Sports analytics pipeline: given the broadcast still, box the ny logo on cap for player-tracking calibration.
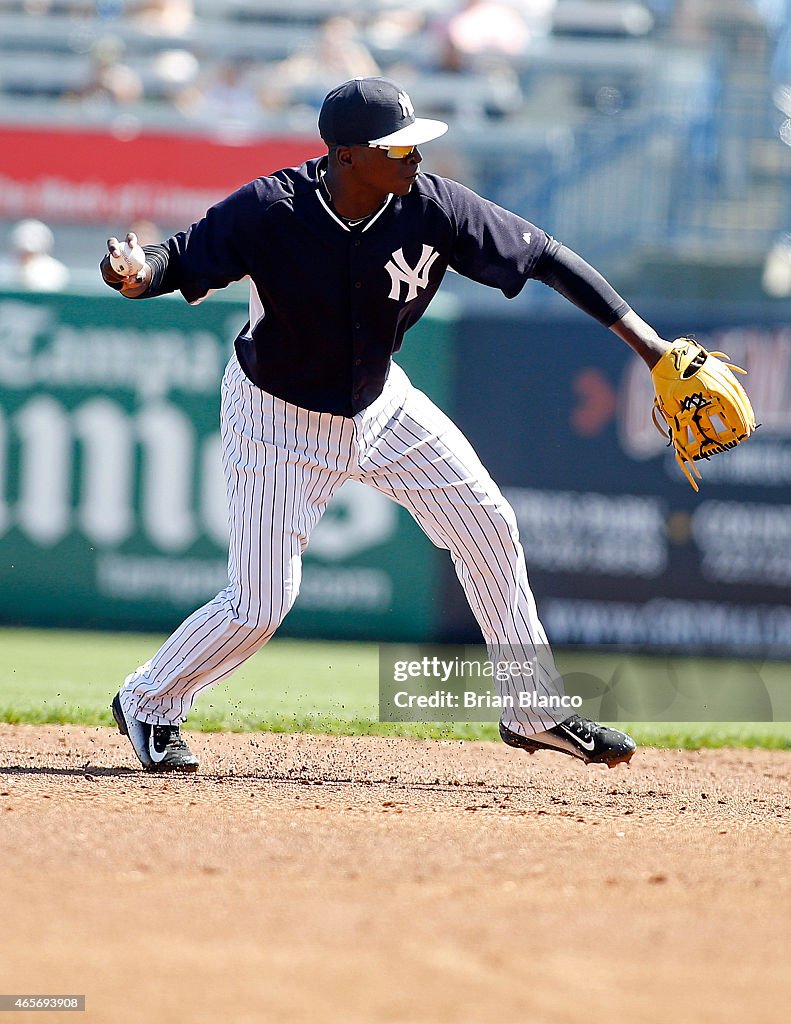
[385,245,439,302]
[397,91,414,119]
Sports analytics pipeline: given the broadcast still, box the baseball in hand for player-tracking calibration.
[108,232,146,277]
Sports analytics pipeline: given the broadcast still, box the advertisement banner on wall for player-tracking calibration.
[0,288,455,639]
[445,305,791,656]
[0,126,317,225]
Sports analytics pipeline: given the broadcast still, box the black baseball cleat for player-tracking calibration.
[500,715,636,767]
[112,693,199,772]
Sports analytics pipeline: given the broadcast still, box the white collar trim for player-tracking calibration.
[316,175,393,233]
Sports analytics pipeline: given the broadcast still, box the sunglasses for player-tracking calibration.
[367,143,417,160]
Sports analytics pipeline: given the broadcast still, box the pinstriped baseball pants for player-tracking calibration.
[119,355,566,735]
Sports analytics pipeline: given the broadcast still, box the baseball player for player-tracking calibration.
[102,77,672,773]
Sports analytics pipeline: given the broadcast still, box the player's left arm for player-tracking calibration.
[608,309,669,368]
[531,238,756,488]
[531,239,671,365]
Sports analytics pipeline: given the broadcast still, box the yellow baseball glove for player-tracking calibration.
[651,337,757,491]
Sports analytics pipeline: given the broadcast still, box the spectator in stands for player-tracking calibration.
[424,1,527,122]
[179,60,261,125]
[151,46,201,108]
[7,220,69,292]
[63,35,143,109]
[127,0,194,36]
[23,0,56,14]
[268,15,381,110]
[366,4,429,56]
[435,0,531,72]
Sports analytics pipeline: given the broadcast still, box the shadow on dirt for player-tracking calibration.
[0,765,136,777]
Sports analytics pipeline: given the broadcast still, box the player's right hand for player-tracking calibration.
[100,232,151,296]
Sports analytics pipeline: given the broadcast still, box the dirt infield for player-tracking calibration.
[1,724,789,1023]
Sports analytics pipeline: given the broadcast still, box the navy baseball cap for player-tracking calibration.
[318,77,448,148]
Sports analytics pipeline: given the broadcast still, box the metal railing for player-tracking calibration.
[504,64,791,265]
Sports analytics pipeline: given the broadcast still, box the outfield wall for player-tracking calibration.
[442,303,791,657]
[1,288,791,654]
[0,288,452,640]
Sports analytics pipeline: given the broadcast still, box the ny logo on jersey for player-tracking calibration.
[397,91,414,119]
[385,245,440,302]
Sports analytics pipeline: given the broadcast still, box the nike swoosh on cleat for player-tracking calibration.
[148,730,168,764]
[558,724,596,752]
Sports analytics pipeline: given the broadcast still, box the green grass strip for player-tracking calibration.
[1,628,790,749]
